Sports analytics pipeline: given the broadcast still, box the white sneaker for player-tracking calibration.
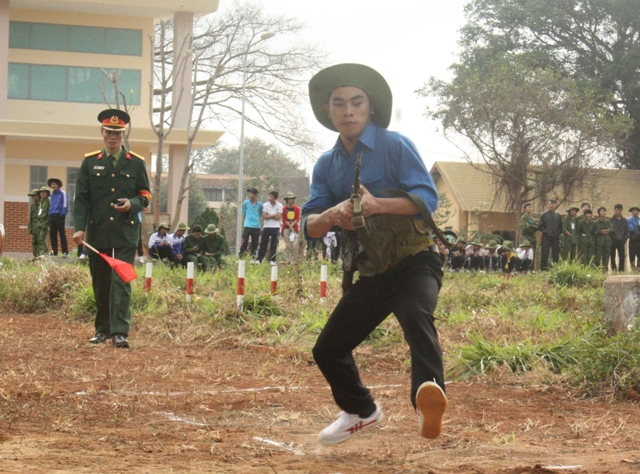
[78,254,87,260]
[270,261,277,266]
[416,381,448,439]
[318,402,383,446]
[138,256,145,263]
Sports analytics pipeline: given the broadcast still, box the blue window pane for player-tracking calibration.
[104,69,141,106]
[105,28,142,56]
[68,67,105,103]
[8,63,29,99]
[9,22,30,49]
[31,23,68,51]
[31,65,67,101]
[69,26,105,53]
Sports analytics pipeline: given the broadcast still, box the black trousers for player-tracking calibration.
[49,215,68,255]
[312,251,444,416]
[630,239,640,268]
[149,244,179,264]
[540,235,560,271]
[610,241,626,271]
[257,228,279,263]
[239,227,260,257]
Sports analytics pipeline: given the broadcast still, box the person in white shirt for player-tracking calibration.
[257,191,283,264]
[515,239,534,273]
[148,222,178,264]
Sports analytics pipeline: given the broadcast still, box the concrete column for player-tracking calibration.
[168,144,189,225]
[603,275,640,334]
[0,0,10,225]
[166,11,193,225]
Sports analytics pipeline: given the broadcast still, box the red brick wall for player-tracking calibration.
[3,202,76,254]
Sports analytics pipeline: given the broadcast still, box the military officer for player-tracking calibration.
[73,109,151,348]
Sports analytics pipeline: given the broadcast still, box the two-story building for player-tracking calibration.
[0,0,224,253]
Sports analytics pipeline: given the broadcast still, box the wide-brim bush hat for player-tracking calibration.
[156,222,170,231]
[502,240,515,251]
[519,239,533,248]
[629,205,640,212]
[309,63,392,132]
[47,177,63,188]
[176,222,189,231]
[38,185,51,196]
[485,240,498,250]
[204,224,218,234]
[284,192,296,200]
[565,205,579,213]
[28,189,38,196]
[470,240,483,247]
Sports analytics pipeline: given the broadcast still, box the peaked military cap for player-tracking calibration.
[98,108,130,131]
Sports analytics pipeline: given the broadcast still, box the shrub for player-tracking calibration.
[547,259,605,288]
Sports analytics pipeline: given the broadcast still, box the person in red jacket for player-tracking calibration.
[281,192,301,263]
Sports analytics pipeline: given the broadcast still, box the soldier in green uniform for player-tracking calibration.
[184,225,209,271]
[593,206,612,271]
[203,224,229,269]
[73,109,151,348]
[27,189,40,257]
[519,202,538,267]
[36,186,51,256]
[561,205,579,261]
[577,208,596,265]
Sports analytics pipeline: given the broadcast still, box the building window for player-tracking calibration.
[203,188,224,202]
[30,165,48,192]
[66,168,80,228]
[8,63,141,105]
[9,21,142,56]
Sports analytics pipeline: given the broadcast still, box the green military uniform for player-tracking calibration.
[35,186,51,256]
[593,217,612,270]
[184,234,210,272]
[203,224,229,269]
[577,217,596,266]
[27,190,39,257]
[519,213,538,244]
[74,111,150,340]
[561,207,579,261]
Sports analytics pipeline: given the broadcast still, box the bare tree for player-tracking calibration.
[98,69,135,148]
[151,0,325,227]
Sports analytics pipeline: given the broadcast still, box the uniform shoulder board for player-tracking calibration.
[129,151,145,161]
[84,150,101,158]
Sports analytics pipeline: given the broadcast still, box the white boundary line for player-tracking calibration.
[253,436,305,455]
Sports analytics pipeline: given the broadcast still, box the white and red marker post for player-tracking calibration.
[186,262,194,303]
[237,260,246,310]
[270,265,278,294]
[320,264,327,302]
[144,262,153,292]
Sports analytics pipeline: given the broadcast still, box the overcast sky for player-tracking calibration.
[216,0,469,170]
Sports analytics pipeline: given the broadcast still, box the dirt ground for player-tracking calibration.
[1,313,639,473]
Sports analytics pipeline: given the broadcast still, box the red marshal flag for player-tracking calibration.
[99,252,138,283]
[82,241,137,283]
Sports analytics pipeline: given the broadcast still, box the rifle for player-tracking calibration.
[341,153,363,295]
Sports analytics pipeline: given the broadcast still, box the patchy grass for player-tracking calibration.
[1,256,638,397]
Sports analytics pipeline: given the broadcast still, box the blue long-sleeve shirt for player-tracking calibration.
[171,232,185,255]
[628,215,640,233]
[49,189,68,216]
[301,122,438,238]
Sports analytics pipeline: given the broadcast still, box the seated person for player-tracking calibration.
[203,224,230,269]
[483,240,500,271]
[515,239,534,273]
[184,225,209,271]
[500,240,517,273]
[449,238,466,270]
[464,240,483,270]
[148,222,178,265]
[171,222,189,268]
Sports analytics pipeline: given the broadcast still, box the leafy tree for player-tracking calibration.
[421,54,630,217]
[187,174,208,224]
[191,207,223,235]
[460,0,640,169]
